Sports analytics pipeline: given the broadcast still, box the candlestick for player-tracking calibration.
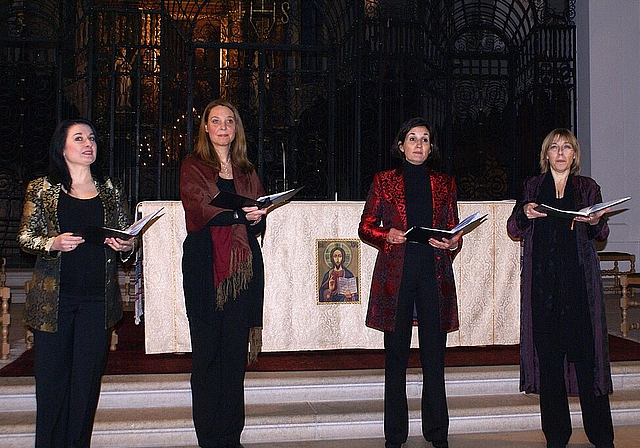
[282,142,286,185]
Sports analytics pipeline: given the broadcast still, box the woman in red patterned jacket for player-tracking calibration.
[358,117,462,448]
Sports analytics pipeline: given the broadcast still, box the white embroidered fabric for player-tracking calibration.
[139,200,520,354]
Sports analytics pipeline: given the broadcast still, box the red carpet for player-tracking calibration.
[2,312,640,377]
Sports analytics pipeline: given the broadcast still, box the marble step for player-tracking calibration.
[1,363,639,448]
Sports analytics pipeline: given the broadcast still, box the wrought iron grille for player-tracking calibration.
[0,0,577,268]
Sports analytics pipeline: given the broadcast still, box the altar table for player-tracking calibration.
[139,200,521,354]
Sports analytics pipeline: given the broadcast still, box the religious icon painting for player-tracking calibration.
[316,239,361,304]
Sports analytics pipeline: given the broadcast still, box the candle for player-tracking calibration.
[282,143,286,185]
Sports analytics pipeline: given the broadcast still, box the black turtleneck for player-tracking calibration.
[404,160,432,228]
[404,160,434,259]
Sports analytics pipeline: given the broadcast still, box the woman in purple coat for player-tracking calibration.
[507,128,614,448]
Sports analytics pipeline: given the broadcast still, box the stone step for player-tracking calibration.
[0,366,525,413]
[1,362,639,447]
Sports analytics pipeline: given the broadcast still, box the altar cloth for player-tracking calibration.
[139,200,520,354]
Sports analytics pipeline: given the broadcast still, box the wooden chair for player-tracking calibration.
[1,257,10,360]
[598,251,635,294]
[23,280,33,350]
[1,286,9,360]
[24,280,120,351]
[620,273,640,338]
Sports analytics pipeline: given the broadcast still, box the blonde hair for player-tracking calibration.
[192,99,254,172]
[539,128,581,175]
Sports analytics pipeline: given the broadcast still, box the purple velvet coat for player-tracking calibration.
[507,173,612,396]
[358,165,461,333]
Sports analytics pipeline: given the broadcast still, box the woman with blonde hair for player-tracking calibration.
[507,128,615,448]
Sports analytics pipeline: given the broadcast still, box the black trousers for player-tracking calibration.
[188,295,250,448]
[384,254,448,445]
[33,298,111,448]
[533,331,615,448]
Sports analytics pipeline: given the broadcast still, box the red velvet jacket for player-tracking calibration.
[358,165,461,333]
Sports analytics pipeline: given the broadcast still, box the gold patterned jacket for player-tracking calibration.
[18,176,132,332]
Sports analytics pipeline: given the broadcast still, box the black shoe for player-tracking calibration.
[385,442,402,448]
[431,441,448,448]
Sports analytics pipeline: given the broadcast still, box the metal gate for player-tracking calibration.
[0,0,577,268]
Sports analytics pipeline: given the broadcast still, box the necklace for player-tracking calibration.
[220,158,232,177]
[554,175,568,199]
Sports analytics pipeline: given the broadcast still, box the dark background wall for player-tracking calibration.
[0,0,577,267]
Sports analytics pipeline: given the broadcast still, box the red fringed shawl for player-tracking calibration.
[180,155,265,309]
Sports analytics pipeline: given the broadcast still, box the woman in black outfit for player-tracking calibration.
[18,118,134,447]
[359,117,462,448]
[180,99,268,448]
[507,128,615,448]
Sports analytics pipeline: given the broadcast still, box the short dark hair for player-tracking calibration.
[392,117,441,167]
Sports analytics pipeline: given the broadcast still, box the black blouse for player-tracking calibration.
[531,173,593,361]
[58,191,106,300]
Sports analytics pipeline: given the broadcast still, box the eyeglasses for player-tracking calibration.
[548,144,574,153]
